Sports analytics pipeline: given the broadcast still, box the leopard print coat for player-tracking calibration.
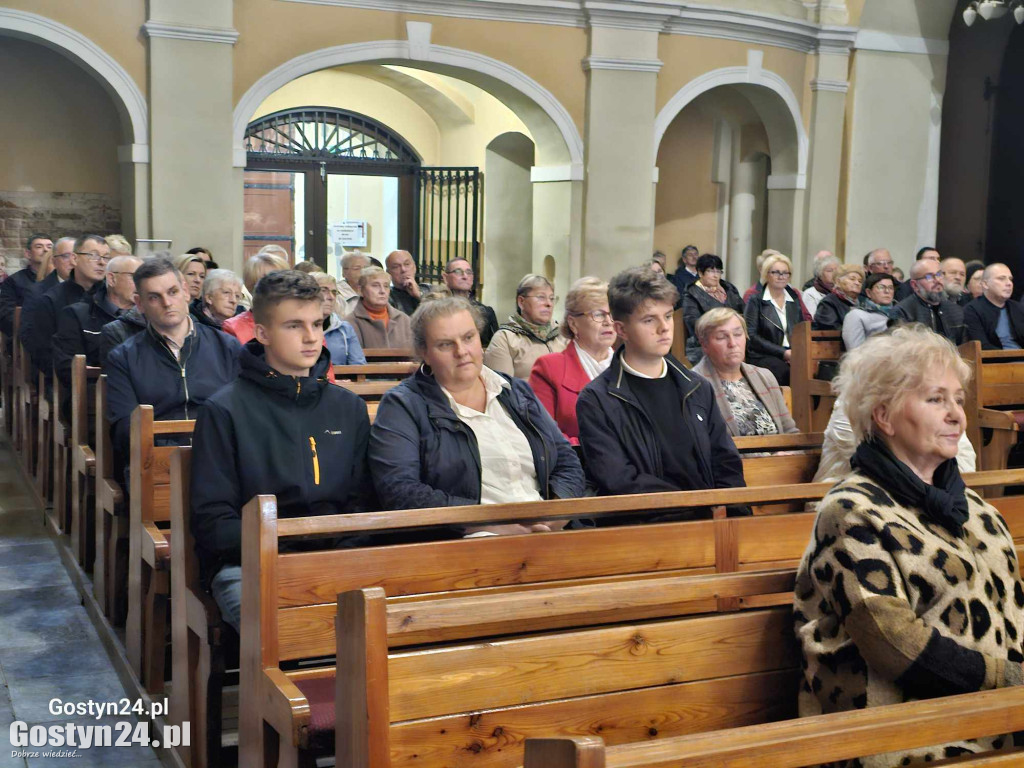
[794,472,1024,767]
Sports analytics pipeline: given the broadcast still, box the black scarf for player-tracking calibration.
[850,439,969,536]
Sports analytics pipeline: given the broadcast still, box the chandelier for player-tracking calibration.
[963,0,1024,25]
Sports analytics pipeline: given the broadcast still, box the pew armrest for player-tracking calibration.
[72,445,95,473]
[979,408,1019,432]
[262,667,313,747]
[141,522,170,569]
[97,479,123,512]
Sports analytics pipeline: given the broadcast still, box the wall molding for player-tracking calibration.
[530,164,584,183]
[854,29,949,56]
[142,20,240,45]
[233,39,584,168]
[810,78,849,93]
[275,0,860,54]
[653,57,809,189]
[117,144,150,164]
[0,8,148,147]
[582,56,663,73]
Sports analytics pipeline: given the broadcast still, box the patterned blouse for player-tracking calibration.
[720,378,778,436]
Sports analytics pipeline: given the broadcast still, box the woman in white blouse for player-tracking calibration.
[368,295,586,535]
[742,252,811,386]
[529,277,616,446]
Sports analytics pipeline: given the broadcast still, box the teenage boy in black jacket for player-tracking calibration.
[190,271,375,631]
[577,266,745,510]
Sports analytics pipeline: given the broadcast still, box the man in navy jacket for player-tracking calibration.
[964,263,1024,350]
[577,266,744,509]
[190,271,374,630]
[105,257,240,467]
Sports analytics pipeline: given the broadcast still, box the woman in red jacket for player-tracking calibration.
[529,277,616,445]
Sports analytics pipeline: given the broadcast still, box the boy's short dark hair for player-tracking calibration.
[133,256,180,292]
[608,266,679,321]
[252,270,322,324]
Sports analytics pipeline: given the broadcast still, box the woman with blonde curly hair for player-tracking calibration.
[795,324,1024,767]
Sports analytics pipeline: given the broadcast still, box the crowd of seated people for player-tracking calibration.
[10,229,1024,754]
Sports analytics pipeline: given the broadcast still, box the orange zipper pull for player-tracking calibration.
[309,436,320,485]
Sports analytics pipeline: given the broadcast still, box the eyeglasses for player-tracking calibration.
[108,271,136,276]
[768,270,791,278]
[702,268,724,275]
[870,260,894,268]
[76,251,110,264]
[573,309,612,324]
[871,284,895,293]
[320,288,340,297]
[446,268,474,277]
[916,272,941,283]
[526,294,558,304]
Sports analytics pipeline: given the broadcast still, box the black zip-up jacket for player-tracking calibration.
[52,280,124,391]
[743,284,805,360]
[105,319,241,460]
[812,292,858,332]
[0,266,37,336]
[190,341,374,583]
[369,365,585,511]
[893,293,965,344]
[963,294,1024,350]
[576,348,745,496]
[100,307,147,368]
[21,272,92,374]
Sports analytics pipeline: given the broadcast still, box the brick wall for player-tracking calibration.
[0,191,121,273]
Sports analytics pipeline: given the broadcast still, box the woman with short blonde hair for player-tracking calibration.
[813,263,865,333]
[173,253,207,301]
[743,252,809,385]
[530,277,615,445]
[795,325,1022,766]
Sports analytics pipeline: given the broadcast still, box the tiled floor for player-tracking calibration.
[0,440,164,767]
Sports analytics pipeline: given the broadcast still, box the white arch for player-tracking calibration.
[0,8,147,148]
[653,63,808,187]
[232,40,582,167]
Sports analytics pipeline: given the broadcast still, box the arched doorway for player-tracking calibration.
[233,38,582,306]
[243,107,422,269]
[653,62,807,283]
[0,8,148,248]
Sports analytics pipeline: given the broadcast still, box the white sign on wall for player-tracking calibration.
[329,220,368,247]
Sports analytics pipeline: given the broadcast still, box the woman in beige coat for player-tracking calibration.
[483,274,568,378]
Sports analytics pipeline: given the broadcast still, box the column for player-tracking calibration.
[580,22,662,277]
[144,0,237,265]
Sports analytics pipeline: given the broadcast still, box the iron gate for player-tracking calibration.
[416,168,482,284]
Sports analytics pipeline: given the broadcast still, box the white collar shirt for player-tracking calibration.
[762,285,795,349]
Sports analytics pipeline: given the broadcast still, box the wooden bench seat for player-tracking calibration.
[523,685,1024,768]
[127,404,195,693]
[332,361,417,381]
[69,355,100,566]
[362,347,414,363]
[959,341,1024,471]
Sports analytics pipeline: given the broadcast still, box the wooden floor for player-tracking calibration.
[0,436,166,768]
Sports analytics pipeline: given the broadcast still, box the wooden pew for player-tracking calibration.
[94,375,128,623]
[51,372,74,538]
[362,347,414,362]
[69,356,101,566]
[241,483,830,768]
[169,447,234,768]
[36,370,54,511]
[332,361,417,381]
[335,379,401,401]
[789,322,840,432]
[736,432,823,512]
[127,404,194,693]
[522,686,1024,768]
[958,340,1023,471]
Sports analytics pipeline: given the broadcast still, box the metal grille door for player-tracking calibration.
[417,168,481,283]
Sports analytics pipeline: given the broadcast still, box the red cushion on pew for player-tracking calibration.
[293,674,336,753]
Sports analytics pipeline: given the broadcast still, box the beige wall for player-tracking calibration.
[484,132,534,321]
[2,0,146,100]
[0,38,120,195]
[233,0,587,138]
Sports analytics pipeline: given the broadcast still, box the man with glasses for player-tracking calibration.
[0,233,52,339]
[53,254,142,401]
[442,257,498,346]
[893,256,964,344]
[385,249,431,315]
[23,234,109,375]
